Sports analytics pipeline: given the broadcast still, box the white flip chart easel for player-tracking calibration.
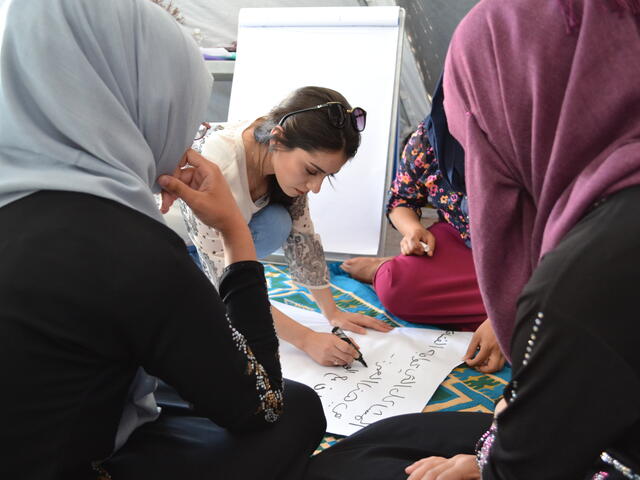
[228,7,405,257]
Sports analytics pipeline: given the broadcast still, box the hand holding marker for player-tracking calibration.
[331,326,368,367]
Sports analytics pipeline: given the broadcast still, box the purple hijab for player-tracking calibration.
[444,0,640,358]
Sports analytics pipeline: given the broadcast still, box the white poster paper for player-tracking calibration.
[274,302,473,436]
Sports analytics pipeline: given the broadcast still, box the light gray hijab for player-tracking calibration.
[0,0,211,220]
[0,0,212,452]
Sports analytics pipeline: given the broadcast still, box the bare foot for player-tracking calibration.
[340,257,392,284]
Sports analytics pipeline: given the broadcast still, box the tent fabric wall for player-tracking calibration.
[396,0,479,96]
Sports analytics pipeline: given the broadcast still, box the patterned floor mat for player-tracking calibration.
[264,262,511,453]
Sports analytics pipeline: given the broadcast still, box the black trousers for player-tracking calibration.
[105,379,326,480]
[304,412,492,480]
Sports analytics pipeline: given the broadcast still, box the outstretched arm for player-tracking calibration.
[284,195,392,336]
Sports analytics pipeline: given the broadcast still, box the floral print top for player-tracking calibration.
[387,121,470,247]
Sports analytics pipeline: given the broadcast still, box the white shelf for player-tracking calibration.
[205,60,235,80]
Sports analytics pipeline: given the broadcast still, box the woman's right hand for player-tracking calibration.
[301,330,359,366]
[158,149,244,235]
[400,226,436,256]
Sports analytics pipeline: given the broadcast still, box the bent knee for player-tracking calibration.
[283,380,326,435]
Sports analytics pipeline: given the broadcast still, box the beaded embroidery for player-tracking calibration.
[509,380,518,402]
[522,311,544,367]
[475,312,546,472]
[599,452,640,480]
[507,311,544,404]
[227,319,283,423]
[91,461,112,480]
[476,311,640,480]
[592,472,610,479]
[475,423,497,472]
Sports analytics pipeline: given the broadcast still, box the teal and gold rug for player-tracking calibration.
[265,262,511,452]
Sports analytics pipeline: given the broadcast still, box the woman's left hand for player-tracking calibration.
[463,319,506,373]
[327,310,393,334]
[405,454,480,480]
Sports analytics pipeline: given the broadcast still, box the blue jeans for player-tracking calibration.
[187,204,292,265]
[248,203,292,259]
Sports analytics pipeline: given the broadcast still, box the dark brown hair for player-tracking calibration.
[253,86,362,206]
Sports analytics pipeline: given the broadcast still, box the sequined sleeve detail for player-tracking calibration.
[226,318,283,423]
[482,305,640,478]
[475,422,498,473]
[596,452,640,480]
[591,472,610,480]
[178,199,224,287]
[476,314,545,472]
[283,194,330,289]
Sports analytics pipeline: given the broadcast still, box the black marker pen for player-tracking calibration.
[331,326,368,368]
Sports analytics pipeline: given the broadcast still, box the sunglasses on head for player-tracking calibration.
[278,102,367,132]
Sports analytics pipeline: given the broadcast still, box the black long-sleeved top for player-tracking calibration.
[480,187,640,479]
[0,191,283,479]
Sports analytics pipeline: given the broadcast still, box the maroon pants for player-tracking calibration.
[373,222,486,331]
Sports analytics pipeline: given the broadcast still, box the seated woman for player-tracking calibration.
[305,0,640,478]
[342,77,504,373]
[175,86,393,367]
[0,1,324,479]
